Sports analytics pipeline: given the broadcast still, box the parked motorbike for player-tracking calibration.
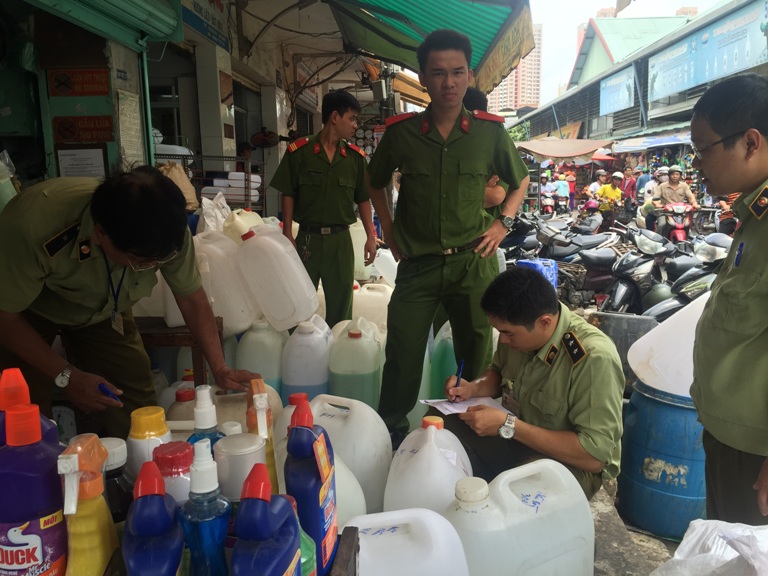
[556,195,569,215]
[660,202,695,243]
[532,215,621,263]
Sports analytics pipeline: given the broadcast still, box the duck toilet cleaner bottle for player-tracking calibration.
[284,401,338,576]
[0,404,66,575]
[231,463,301,576]
[180,438,231,576]
[0,368,58,446]
[122,461,184,576]
[58,433,119,576]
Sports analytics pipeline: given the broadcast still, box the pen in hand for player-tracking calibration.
[98,383,122,403]
[451,359,465,403]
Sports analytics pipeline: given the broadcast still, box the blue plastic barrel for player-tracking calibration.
[617,381,705,540]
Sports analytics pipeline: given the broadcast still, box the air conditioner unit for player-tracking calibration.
[372,79,387,101]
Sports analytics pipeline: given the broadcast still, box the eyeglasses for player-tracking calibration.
[127,250,178,272]
[691,130,746,159]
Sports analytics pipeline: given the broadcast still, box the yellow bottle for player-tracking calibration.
[58,433,120,576]
[246,378,279,492]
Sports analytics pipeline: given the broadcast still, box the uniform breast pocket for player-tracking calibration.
[298,172,324,193]
[400,164,434,212]
[528,388,566,426]
[710,268,768,333]
[458,160,488,201]
[338,176,356,198]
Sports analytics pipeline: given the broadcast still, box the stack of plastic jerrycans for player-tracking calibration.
[222,208,263,244]
[384,416,471,514]
[352,283,392,331]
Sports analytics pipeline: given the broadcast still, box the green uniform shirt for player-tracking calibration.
[691,177,768,456]
[367,108,528,258]
[270,134,369,226]
[491,304,624,478]
[0,177,200,327]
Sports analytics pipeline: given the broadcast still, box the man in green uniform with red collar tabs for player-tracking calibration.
[271,90,376,329]
[368,29,530,440]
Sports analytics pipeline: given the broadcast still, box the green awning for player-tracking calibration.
[326,0,534,94]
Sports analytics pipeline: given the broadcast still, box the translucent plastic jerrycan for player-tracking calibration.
[347,508,470,576]
[222,208,263,244]
[282,314,333,403]
[373,248,398,287]
[444,459,594,576]
[352,283,392,331]
[238,225,318,331]
[430,321,457,398]
[162,251,215,329]
[194,230,260,337]
[308,394,391,513]
[132,270,164,317]
[350,218,372,281]
[406,348,431,431]
[384,416,472,514]
[235,319,289,396]
[329,318,382,409]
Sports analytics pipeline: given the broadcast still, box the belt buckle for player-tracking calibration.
[320,226,332,235]
[442,246,458,255]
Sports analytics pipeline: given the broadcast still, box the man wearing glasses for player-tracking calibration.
[0,166,257,438]
[690,73,768,525]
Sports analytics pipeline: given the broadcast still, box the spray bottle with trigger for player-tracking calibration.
[246,377,278,492]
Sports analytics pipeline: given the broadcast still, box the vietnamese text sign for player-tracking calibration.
[182,0,229,51]
[48,69,110,97]
[600,67,635,116]
[53,116,114,143]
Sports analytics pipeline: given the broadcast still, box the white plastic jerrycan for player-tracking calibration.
[373,248,398,287]
[281,314,333,403]
[309,394,391,513]
[405,348,431,432]
[133,270,165,317]
[444,459,594,576]
[384,416,472,514]
[235,319,289,396]
[194,230,260,337]
[347,508,470,576]
[430,321,457,399]
[237,225,318,331]
[329,318,382,409]
[222,207,263,244]
[352,283,392,331]
[162,251,215,329]
[350,218,372,281]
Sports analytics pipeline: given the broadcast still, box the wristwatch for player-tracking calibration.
[498,413,516,439]
[54,365,74,388]
[499,214,516,230]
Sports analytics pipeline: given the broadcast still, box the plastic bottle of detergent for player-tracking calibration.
[236,319,288,396]
[0,404,67,575]
[126,406,173,481]
[232,463,302,575]
[0,367,58,446]
[167,386,197,422]
[180,438,232,576]
[284,401,338,576]
[329,323,381,409]
[101,437,134,526]
[153,441,194,506]
[58,433,120,576]
[281,314,333,404]
[246,378,279,491]
[284,495,317,576]
[187,385,226,452]
[123,461,184,576]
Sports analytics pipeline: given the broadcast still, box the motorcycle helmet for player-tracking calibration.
[539,174,548,181]
[595,169,607,176]
[584,199,599,212]
[668,165,683,174]
[611,171,624,179]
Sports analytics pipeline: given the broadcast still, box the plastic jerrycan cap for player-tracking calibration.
[220,421,243,436]
[130,406,170,439]
[241,230,255,242]
[175,387,196,402]
[348,330,362,340]
[101,437,128,471]
[5,404,42,446]
[296,322,314,334]
[0,367,31,410]
[59,433,109,515]
[455,477,489,503]
[422,415,444,430]
[134,461,167,499]
[289,401,314,429]
[241,462,272,501]
[153,441,194,477]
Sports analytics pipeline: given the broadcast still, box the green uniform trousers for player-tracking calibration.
[703,430,768,525]
[0,309,155,439]
[297,228,354,330]
[379,250,497,432]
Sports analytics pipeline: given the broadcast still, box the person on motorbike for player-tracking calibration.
[572,198,603,235]
[595,172,623,231]
[652,165,699,237]
[587,169,608,199]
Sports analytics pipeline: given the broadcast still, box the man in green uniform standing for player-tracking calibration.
[443,267,624,499]
[271,90,376,329]
[0,166,257,438]
[690,74,768,524]
[368,29,530,438]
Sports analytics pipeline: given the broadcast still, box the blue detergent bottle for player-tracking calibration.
[180,438,231,576]
[187,385,225,452]
[123,460,184,576]
[0,368,58,446]
[232,463,301,575]
[285,401,338,576]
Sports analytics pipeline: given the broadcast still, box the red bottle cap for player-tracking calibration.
[0,368,31,411]
[241,230,255,241]
[240,463,271,501]
[348,330,362,339]
[175,387,195,402]
[289,400,313,429]
[153,441,194,476]
[134,461,166,498]
[6,404,42,446]
[287,393,309,406]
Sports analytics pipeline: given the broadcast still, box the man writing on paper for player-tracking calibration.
[441,267,624,498]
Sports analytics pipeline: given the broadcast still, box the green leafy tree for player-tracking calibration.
[507,121,529,142]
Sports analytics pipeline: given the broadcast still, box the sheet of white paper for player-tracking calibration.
[419,396,510,416]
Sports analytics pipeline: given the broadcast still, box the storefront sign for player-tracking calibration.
[600,67,635,116]
[53,116,114,143]
[182,0,230,51]
[48,69,110,97]
[56,145,108,178]
[295,61,319,110]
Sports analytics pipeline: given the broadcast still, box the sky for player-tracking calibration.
[530,0,729,104]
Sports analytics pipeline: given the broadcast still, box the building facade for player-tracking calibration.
[488,23,542,113]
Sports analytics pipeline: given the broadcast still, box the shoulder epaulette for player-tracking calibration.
[384,112,418,127]
[287,137,310,153]
[472,110,505,123]
[346,141,366,158]
[749,186,768,220]
[43,223,80,259]
[562,331,588,366]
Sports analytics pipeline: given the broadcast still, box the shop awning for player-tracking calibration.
[515,137,616,163]
[326,0,535,94]
[614,126,691,153]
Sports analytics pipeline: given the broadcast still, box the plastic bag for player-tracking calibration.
[651,519,768,576]
[157,160,199,211]
[196,191,231,234]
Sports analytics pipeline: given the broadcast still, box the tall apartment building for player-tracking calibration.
[487,23,542,113]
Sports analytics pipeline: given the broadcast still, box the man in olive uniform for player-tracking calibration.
[368,29,530,437]
[443,267,624,499]
[690,74,768,524]
[271,90,376,329]
[0,167,256,438]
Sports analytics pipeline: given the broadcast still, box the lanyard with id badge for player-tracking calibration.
[102,251,126,335]
[501,378,521,418]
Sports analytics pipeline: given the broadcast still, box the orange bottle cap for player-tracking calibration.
[422,415,444,430]
[0,368,31,411]
[5,404,42,446]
